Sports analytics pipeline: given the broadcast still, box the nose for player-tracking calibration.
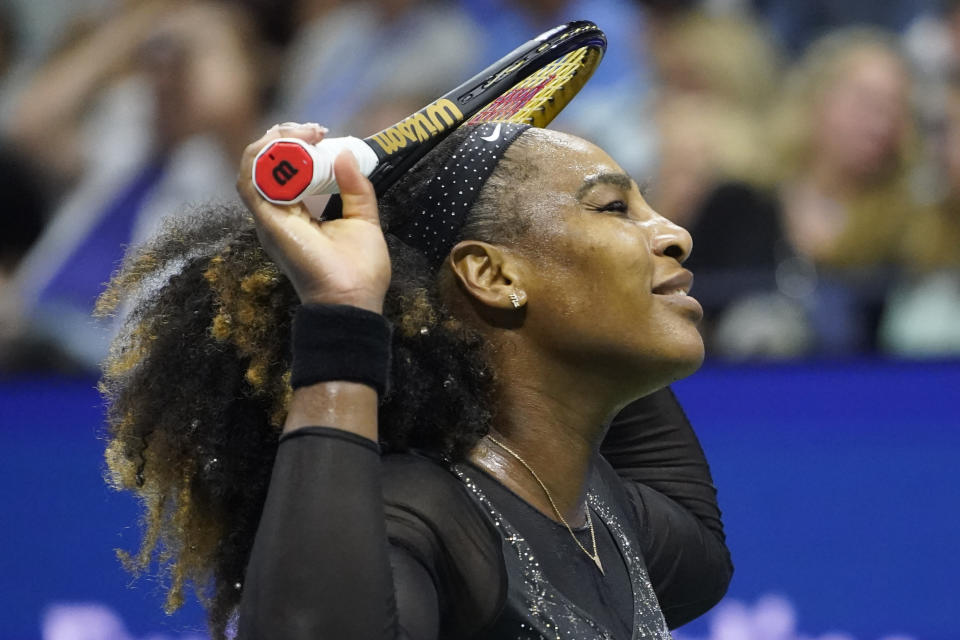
[651,215,693,264]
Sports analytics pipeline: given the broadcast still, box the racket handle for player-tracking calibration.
[251,136,379,205]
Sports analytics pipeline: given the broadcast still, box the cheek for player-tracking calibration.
[528,222,653,318]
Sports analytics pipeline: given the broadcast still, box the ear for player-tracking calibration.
[447,240,524,310]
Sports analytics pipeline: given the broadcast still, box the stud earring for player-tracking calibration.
[509,291,522,309]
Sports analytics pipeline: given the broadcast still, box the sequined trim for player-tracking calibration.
[588,494,672,639]
[454,466,672,640]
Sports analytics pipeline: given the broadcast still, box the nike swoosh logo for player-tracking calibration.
[480,123,502,142]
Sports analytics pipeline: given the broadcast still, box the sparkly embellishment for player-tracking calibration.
[454,466,673,640]
[589,494,673,639]
[391,122,529,267]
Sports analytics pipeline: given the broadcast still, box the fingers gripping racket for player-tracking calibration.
[252,21,606,213]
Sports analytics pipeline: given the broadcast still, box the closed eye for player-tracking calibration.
[592,200,628,215]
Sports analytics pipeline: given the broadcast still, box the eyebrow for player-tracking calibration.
[575,172,635,200]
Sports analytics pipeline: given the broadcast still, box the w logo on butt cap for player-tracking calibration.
[272,160,299,185]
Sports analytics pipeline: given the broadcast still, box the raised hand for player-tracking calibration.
[237,123,391,313]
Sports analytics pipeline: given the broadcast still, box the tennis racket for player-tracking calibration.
[252,20,606,213]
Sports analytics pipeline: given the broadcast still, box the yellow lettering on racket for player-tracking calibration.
[395,113,434,145]
[371,99,464,155]
[407,113,436,142]
[370,132,395,154]
[424,99,462,129]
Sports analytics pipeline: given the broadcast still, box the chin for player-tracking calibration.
[657,332,706,386]
[674,346,705,381]
[617,338,705,400]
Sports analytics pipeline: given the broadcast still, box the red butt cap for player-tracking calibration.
[253,141,314,202]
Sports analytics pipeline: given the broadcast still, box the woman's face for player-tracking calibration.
[811,47,909,181]
[504,131,704,394]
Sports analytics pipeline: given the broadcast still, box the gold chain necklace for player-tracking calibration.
[486,435,604,574]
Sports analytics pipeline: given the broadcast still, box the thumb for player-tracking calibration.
[335,150,380,227]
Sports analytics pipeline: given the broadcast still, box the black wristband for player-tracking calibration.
[291,303,392,395]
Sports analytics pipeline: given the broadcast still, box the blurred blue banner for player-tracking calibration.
[1,361,957,639]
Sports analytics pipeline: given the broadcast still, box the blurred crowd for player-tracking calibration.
[0,0,958,374]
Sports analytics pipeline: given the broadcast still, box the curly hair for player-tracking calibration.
[97,125,540,637]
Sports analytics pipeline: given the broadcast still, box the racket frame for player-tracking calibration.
[323,20,607,218]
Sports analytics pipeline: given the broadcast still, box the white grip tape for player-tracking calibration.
[253,136,379,205]
[305,136,379,195]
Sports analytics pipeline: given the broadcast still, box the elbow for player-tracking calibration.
[662,541,734,629]
[707,548,734,608]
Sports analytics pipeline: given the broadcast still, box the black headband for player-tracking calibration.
[391,122,530,267]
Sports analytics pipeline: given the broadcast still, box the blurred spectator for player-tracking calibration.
[644,9,781,224]
[880,74,960,355]
[459,0,655,98]
[754,0,936,57]
[455,0,672,177]
[276,0,667,197]
[0,1,49,267]
[685,28,923,357]
[275,0,482,133]
[0,2,17,79]
[648,8,779,109]
[903,0,960,176]
[1,1,274,373]
[1,0,952,366]
[902,2,955,133]
[653,94,771,226]
[767,30,916,270]
[0,2,56,372]
[4,1,173,195]
[0,145,53,373]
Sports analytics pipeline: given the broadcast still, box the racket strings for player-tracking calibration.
[468,47,602,127]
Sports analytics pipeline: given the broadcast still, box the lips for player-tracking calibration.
[652,270,694,296]
[652,270,703,320]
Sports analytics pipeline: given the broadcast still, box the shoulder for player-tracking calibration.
[381,452,500,552]
[382,452,506,635]
[382,451,473,506]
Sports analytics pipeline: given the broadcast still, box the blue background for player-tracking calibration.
[1,361,958,639]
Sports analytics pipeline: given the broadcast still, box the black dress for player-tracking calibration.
[237,388,732,639]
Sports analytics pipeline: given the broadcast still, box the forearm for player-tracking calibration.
[602,387,725,540]
[602,387,732,626]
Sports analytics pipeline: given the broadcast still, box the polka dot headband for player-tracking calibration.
[392,122,530,267]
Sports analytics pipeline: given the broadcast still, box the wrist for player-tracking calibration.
[297,288,385,314]
[291,303,393,395]
[299,296,383,314]
[283,382,379,440]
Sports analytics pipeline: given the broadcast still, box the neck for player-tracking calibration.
[469,342,629,526]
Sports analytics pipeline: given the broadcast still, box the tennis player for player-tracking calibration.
[102,23,736,639]
[99,117,731,638]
